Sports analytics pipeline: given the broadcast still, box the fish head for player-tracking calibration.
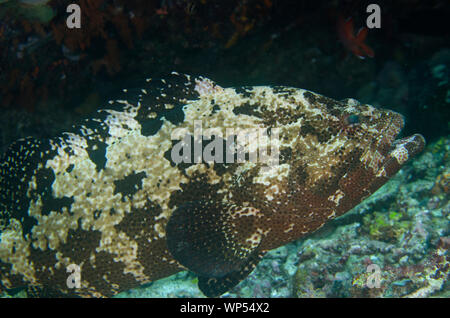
[167,82,426,266]
[255,88,425,249]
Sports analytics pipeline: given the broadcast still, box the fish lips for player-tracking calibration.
[389,133,426,165]
[377,111,426,176]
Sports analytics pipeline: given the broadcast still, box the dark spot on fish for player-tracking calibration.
[303,91,316,104]
[271,86,296,94]
[317,127,333,143]
[279,148,292,164]
[234,86,253,98]
[324,148,364,197]
[288,163,308,188]
[164,106,185,126]
[20,217,38,239]
[93,209,101,220]
[212,162,234,176]
[81,250,139,297]
[60,226,102,264]
[140,118,163,136]
[30,168,73,217]
[66,164,75,173]
[30,167,55,200]
[115,200,161,237]
[299,121,316,136]
[313,175,340,196]
[168,172,224,209]
[27,246,63,290]
[41,196,74,216]
[317,95,344,110]
[113,171,146,200]
[233,102,261,117]
[86,140,107,172]
[211,103,220,114]
[116,201,181,279]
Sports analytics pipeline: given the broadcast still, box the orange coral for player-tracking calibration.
[0,0,281,112]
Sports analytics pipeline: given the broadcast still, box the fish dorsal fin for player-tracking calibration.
[68,73,220,142]
[166,200,267,280]
[113,72,200,124]
[198,251,266,297]
[111,72,220,128]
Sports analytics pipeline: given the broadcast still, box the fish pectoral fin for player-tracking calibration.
[166,200,267,280]
[198,250,266,297]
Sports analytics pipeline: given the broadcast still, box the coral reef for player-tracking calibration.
[0,0,276,114]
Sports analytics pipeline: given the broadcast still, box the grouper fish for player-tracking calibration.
[0,72,425,297]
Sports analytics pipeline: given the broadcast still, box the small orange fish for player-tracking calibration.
[337,15,374,59]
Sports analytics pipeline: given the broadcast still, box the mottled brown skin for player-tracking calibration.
[0,73,425,297]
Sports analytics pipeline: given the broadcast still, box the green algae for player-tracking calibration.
[363,211,411,243]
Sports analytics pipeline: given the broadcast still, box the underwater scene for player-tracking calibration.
[0,0,448,299]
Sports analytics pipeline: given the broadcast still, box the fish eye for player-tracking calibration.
[345,114,359,125]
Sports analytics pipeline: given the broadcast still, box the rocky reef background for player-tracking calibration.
[0,0,448,298]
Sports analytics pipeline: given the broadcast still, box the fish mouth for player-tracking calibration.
[388,133,426,165]
[386,111,425,162]
[377,111,426,175]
